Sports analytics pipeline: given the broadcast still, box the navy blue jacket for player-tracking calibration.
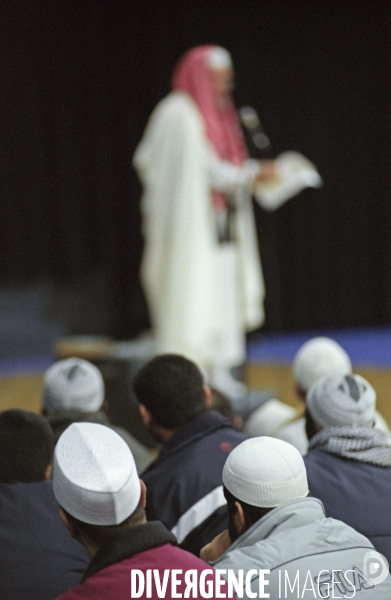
[141,410,246,556]
[305,448,391,565]
[0,480,90,600]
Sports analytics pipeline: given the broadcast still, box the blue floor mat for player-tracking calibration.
[2,326,391,377]
[0,356,54,377]
[247,326,391,369]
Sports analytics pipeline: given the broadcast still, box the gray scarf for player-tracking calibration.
[309,426,391,467]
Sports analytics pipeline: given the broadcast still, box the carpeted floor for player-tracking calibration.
[2,326,391,416]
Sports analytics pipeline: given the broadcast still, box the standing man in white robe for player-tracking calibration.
[133,45,275,398]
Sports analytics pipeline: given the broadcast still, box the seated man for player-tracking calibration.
[275,336,354,454]
[53,422,232,600]
[0,409,89,600]
[277,336,388,454]
[133,354,246,556]
[243,337,353,449]
[304,372,391,564]
[42,357,153,473]
[201,436,391,598]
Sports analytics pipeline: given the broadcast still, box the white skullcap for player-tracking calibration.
[307,373,376,429]
[293,337,352,393]
[222,437,308,508]
[207,47,232,70]
[243,399,297,437]
[43,358,104,415]
[53,422,140,525]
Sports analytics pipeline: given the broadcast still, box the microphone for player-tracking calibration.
[239,106,271,151]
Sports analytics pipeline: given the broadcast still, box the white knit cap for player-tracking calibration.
[222,437,308,508]
[307,373,376,428]
[207,47,232,70]
[293,337,352,393]
[53,422,140,525]
[43,358,104,415]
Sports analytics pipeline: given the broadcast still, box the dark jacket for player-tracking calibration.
[0,480,89,600]
[304,448,391,564]
[55,521,230,600]
[141,410,246,556]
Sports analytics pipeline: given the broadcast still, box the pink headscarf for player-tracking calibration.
[171,45,248,166]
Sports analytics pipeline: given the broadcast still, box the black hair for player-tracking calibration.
[133,354,207,429]
[223,484,311,542]
[63,504,146,547]
[0,409,54,483]
[304,407,319,441]
[223,485,274,527]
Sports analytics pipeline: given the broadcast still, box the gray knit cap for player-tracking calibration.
[307,373,376,428]
[43,358,104,415]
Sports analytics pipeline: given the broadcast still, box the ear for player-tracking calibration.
[139,479,147,508]
[139,404,152,427]
[203,385,212,408]
[234,501,247,534]
[44,464,52,481]
[296,384,306,402]
[233,415,243,430]
[59,508,77,538]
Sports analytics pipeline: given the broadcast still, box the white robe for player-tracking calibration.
[133,91,265,372]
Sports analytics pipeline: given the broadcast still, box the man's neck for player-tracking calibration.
[152,426,176,445]
[161,431,175,444]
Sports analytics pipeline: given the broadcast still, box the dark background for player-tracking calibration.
[1,0,391,340]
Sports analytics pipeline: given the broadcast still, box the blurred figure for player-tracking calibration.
[277,337,354,454]
[42,357,153,473]
[210,387,243,430]
[275,336,388,454]
[53,422,228,600]
[305,373,391,563]
[293,336,353,393]
[133,45,276,400]
[201,436,391,598]
[133,354,246,556]
[0,409,89,600]
[243,397,297,437]
[243,337,353,446]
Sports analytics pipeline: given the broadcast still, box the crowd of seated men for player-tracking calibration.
[1,340,391,599]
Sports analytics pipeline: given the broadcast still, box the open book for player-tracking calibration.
[254,151,322,211]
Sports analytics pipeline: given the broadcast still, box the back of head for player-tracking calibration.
[223,437,308,508]
[307,373,376,429]
[43,357,104,416]
[171,45,232,99]
[133,354,206,429]
[293,337,352,394]
[0,409,54,483]
[53,422,140,526]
